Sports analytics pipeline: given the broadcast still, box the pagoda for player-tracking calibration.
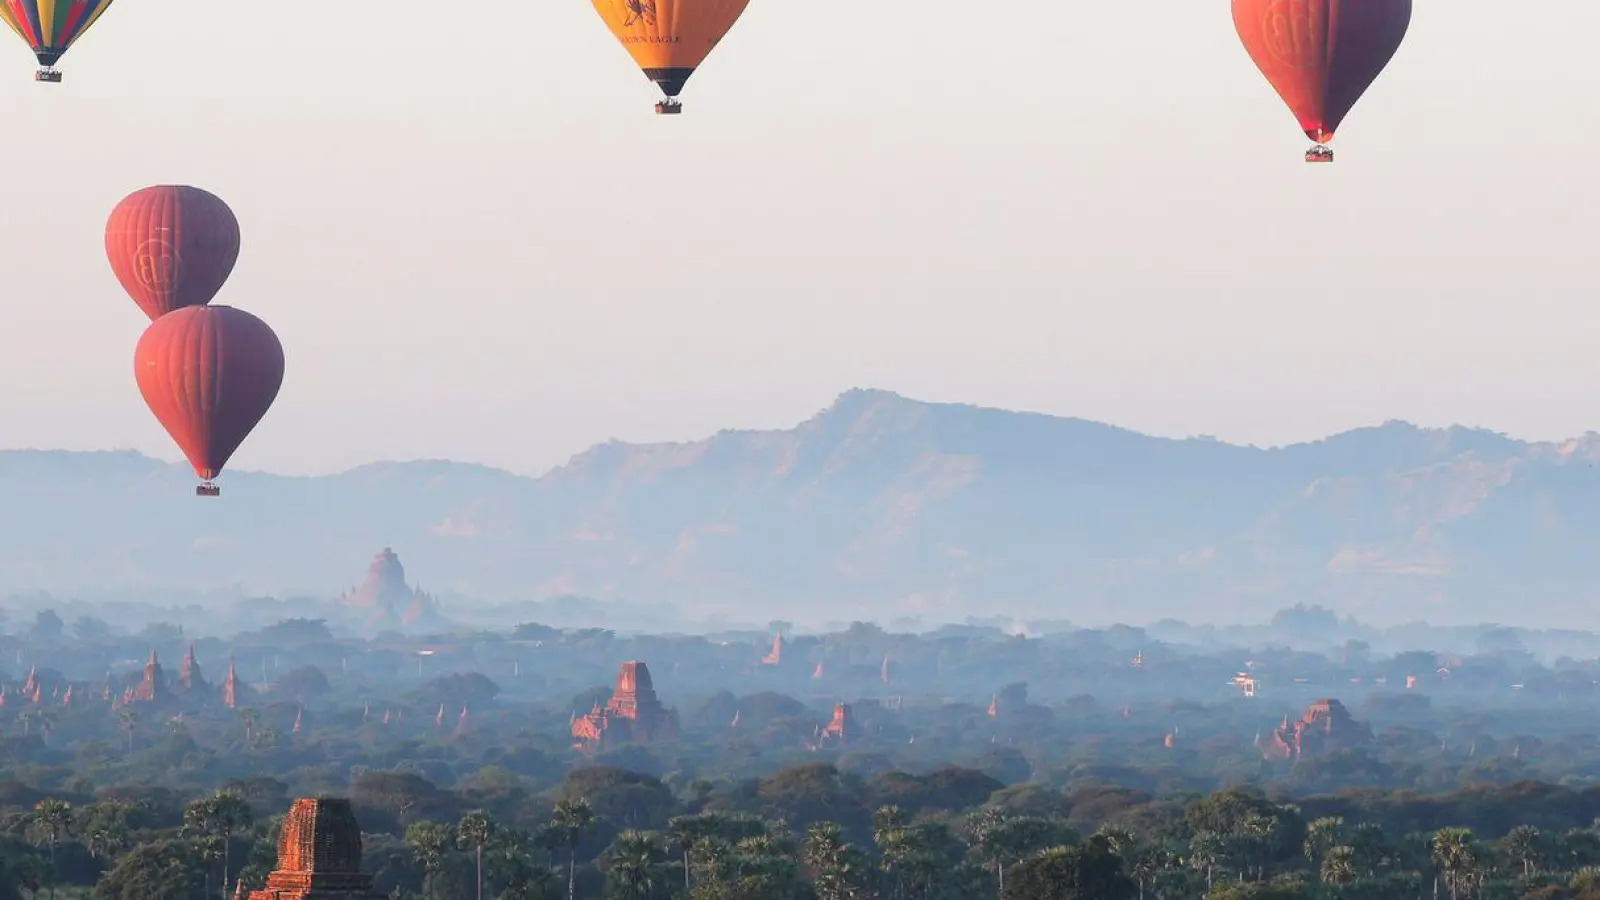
[760,634,783,666]
[1265,699,1375,760]
[223,656,241,709]
[339,547,444,632]
[571,661,680,751]
[810,702,856,750]
[246,797,386,899]
[179,644,209,691]
[132,651,166,703]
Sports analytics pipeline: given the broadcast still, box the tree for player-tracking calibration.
[1432,828,1479,900]
[488,828,562,900]
[804,822,874,900]
[549,798,596,900]
[235,708,260,744]
[1129,845,1178,900]
[601,830,669,900]
[72,615,114,641]
[974,814,1076,897]
[667,813,736,894]
[27,798,73,900]
[1347,823,1390,878]
[117,710,140,755]
[1506,824,1542,879]
[1187,831,1229,893]
[183,791,253,900]
[406,821,458,900]
[1303,817,1343,870]
[93,839,207,900]
[1003,838,1136,900]
[32,609,65,642]
[1320,846,1357,885]
[457,810,500,900]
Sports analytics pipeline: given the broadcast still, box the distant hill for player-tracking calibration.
[4,389,1599,626]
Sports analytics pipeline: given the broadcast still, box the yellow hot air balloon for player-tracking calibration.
[591,0,752,114]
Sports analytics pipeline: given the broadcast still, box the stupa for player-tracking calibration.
[131,651,166,703]
[179,643,208,691]
[339,547,443,631]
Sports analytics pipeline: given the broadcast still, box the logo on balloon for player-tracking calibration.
[133,239,183,293]
[1262,0,1320,69]
[623,0,657,27]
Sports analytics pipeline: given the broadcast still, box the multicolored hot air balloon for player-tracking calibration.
[106,186,242,322]
[1232,0,1412,163]
[134,305,285,497]
[0,0,117,83]
[591,0,752,114]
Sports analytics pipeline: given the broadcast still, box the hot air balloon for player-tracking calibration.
[134,305,285,497]
[0,0,118,83]
[106,186,242,322]
[591,0,752,114]
[1232,0,1412,163]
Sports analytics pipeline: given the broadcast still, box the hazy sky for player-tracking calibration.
[0,0,1595,478]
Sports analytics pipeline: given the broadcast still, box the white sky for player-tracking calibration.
[0,0,1595,477]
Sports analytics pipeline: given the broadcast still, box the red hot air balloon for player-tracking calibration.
[106,186,241,321]
[134,305,284,497]
[1232,0,1412,163]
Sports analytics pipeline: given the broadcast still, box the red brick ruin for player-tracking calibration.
[571,661,681,751]
[245,797,385,899]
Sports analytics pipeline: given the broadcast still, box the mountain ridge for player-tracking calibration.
[3,388,1598,627]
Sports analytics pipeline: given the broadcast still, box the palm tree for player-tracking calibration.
[457,810,500,900]
[804,822,857,900]
[184,790,254,900]
[117,709,140,755]
[1506,824,1542,879]
[1187,830,1229,893]
[1095,826,1139,862]
[1239,810,1283,882]
[1321,845,1358,885]
[549,798,596,900]
[236,707,260,743]
[406,821,458,898]
[973,815,1066,898]
[1348,822,1390,877]
[488,828,559,900]
[666,813,728,893]
[28,798,73,900]
[1432,827,1479,900]
[602,830,669,900]
[1129,845,1176,900]
[1304,816,1345,870]
[86,825,129,863]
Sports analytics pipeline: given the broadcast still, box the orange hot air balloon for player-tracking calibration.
[134,305,284,497]
[1232,0,1412,163]
[106,185,241,322]
[591,0,752,114]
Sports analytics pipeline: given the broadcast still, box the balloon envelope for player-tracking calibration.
[0,0,116,66]
[107,185,242,321]
[1232,0,1412,143]
[134,305,284,482]
[591,0,752,98]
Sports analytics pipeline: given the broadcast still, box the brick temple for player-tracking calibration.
[244,798,385,899]
[571,661,680,751]
[1264,699,1375,760]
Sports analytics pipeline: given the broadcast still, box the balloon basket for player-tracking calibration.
[34,68,61,84]
[196,483,221,498]
[655,100,682,115]
[1305,145,1334,164]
